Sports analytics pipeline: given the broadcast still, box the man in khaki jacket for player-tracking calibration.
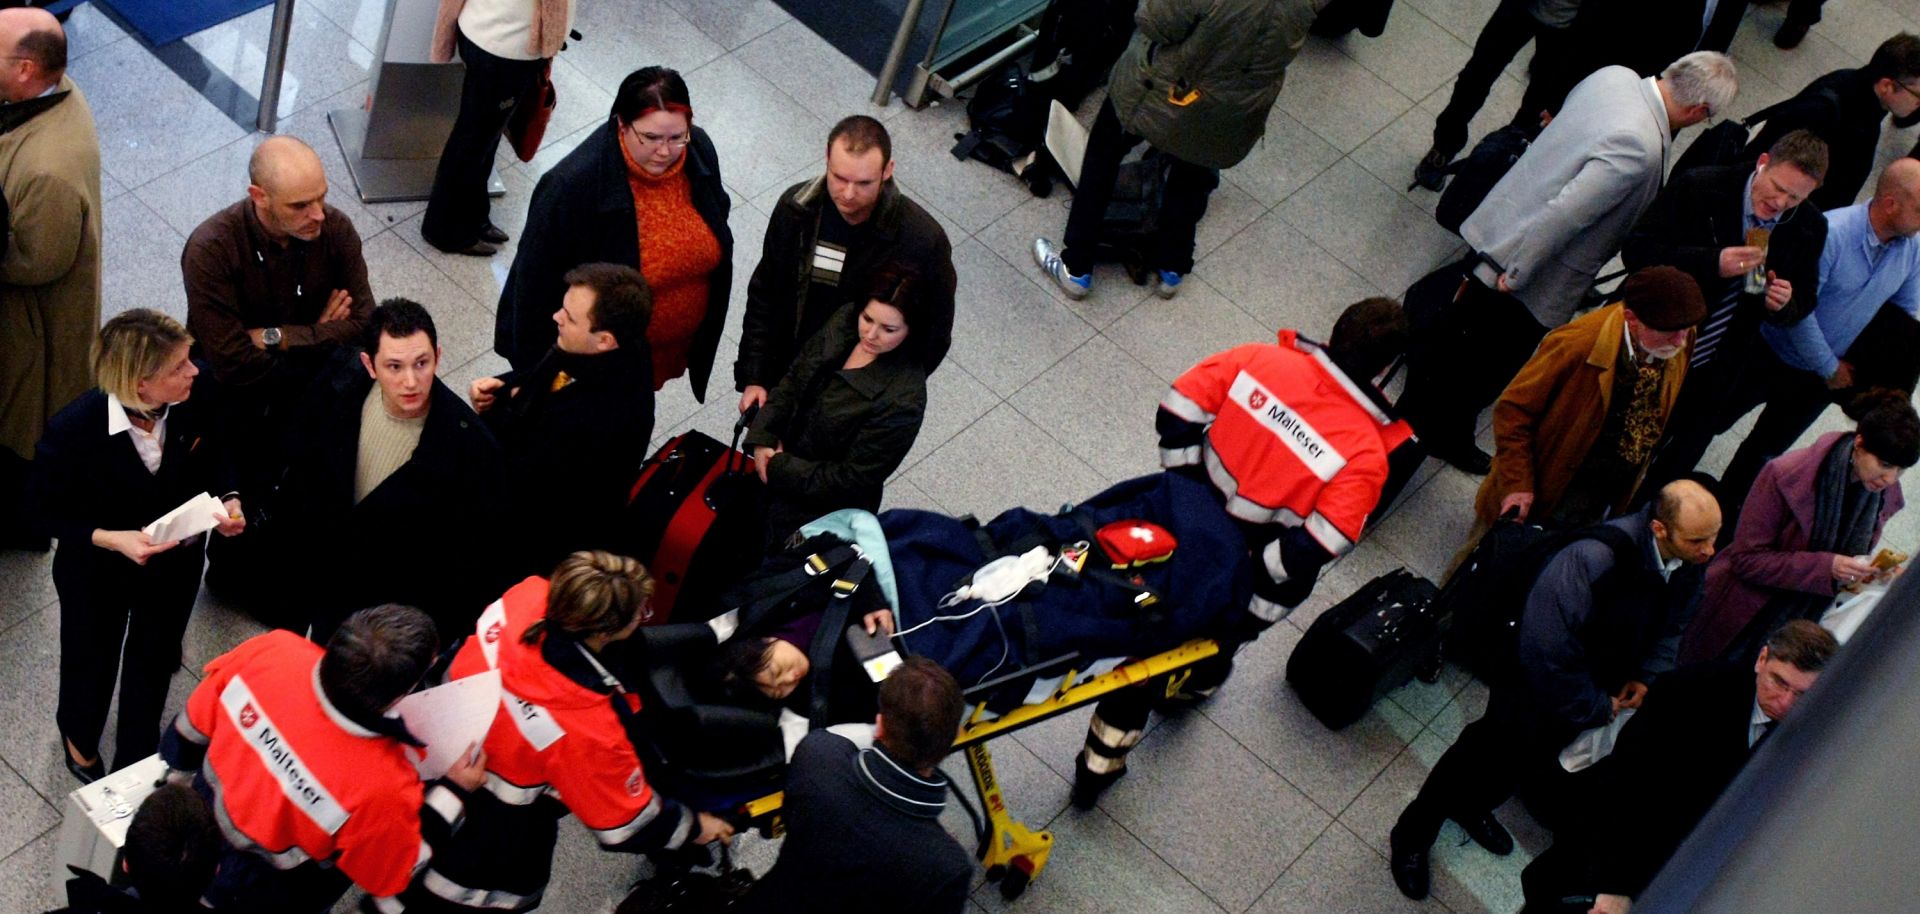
[1472,266,1706,542]
[0,6,99,547]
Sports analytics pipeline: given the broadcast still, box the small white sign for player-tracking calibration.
[392,671,503,779]
[142,491,225,543]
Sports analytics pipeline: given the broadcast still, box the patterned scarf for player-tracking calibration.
[1616,349,1667,465]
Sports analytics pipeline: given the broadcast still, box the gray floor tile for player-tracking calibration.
[1384,660,1477,728]
[1191,178,1269,264]
[518,121,599,185]
[1400,0,1502,47]
[972,193,1152,322]
[901,404,1106,523]
[1326,1,1475,103]
[1368,466,1483,584]
[897,360,1000,478]
[70,44,250,189]
[941,730,1075,853]
[183,2,373,122]
[880,476,947,514]
[1818,0,1920,61]
[357,230,498,369]
[1196,209,1381,335]
[736,19,900,126]
[101,194,190,324]
[1221,107,1345,209]
[1201,620,1415,818]
[566,1,727,94]
[1274,39,1419,154]
[668,0,794,51]
[1101,274,1273,383]
[1249,821,1444,914]
[943,239,1096,397]
[440,351,513,413]
[0,758,58,861]
[0,548,56,633]
[62,3,130,63]
[538,817,653,912]
[1007,335,1166,484]
[0,822,58,914]
[130,134,261,240]
[1275,159,1467,297]
[1093,713,1331,912]
[683,55,832,200]
[880,101,1026,235]
[536,55,620,163]
[1727,5,1862,101]
[302,0,386,56]
[389,163,535,309]
[277,81,432,234]
[972,807,1228,914]
[179,587,274,675]
[1426,678,1493,744]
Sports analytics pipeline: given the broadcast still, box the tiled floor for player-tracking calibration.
[4,1,1919,911]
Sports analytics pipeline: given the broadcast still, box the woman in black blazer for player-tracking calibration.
[30,309,245,782]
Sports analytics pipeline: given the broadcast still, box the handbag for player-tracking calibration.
[614,843,755,913]
[505,60,557,162]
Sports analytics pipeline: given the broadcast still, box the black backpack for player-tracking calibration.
[1669,87,1843,179]
[951,62,1052,194]
[1092,151,1172,285]
[1435,124,1531,236]
[1438,518,1640,685]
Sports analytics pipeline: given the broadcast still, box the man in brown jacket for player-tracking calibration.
[0,6,98,549]
[1473,266,1707,542]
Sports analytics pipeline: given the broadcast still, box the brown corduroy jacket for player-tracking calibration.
[1474,303,1691,526]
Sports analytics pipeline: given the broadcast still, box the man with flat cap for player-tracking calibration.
[1470,264,1710,542]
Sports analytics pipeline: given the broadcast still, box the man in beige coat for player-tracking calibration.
[0,6,100,545]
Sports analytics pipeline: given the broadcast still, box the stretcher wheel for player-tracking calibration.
[983,864,1006,883]
[998,867,1031,900]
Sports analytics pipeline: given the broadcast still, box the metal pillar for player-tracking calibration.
[870,0,930,107]
[257,0,296,132]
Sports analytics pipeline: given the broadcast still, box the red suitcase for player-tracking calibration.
[622,413,765,624]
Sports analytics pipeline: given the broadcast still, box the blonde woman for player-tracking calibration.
[29,308,244,783]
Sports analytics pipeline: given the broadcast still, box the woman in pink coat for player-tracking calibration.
[1680,390,1917,664]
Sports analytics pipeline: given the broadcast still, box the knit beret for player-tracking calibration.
[1620,266,1707,332]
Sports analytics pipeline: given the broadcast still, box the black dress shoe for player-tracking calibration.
[63,744,105,784]
[480,222,509,244]
[441,239,499,257]
[1410,147,1453,192]
[1454,811,1514,855]
[1774,19,1812,49]
[1428,439,1493,476]
[1389,836,1431,900]
[1069,754,1124,811]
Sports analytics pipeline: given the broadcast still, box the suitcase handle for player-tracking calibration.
[728,404,760,476]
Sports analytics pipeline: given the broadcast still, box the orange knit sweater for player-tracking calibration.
[623,142,721,391]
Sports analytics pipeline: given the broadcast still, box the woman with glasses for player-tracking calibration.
[28,309,246,783]
[496,66,735,403]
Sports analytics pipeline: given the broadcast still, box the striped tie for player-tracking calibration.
[1690,291,1740,368]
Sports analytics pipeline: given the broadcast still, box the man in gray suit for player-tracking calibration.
[1399,52,1738,474]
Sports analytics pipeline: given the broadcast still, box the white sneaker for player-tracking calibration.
[1032,238,1091,299]
[1153,270,1184,300]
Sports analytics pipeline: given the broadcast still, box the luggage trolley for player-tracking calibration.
[738,637,1222,900]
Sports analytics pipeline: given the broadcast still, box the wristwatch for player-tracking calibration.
[261,327,283,348]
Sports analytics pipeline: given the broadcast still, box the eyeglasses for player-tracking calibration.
[626,122,690,150]
[1895,81,1920,102]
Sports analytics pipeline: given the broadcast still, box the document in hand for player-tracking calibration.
[142,491,225,543]
[392,670,503,779]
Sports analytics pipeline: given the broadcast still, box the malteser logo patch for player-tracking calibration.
[476,600,508,669]
[625,768,645,798]
[220,677,350,835]
[1227,371,1348,482]
[484,621,503,644]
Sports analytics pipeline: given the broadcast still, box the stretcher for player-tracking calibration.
[737,638,1221,901]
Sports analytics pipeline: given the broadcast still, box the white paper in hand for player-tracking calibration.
[142,491,224,543]
[392,670,502,779]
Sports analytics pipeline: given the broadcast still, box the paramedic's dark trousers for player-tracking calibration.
[1393,687,1579,850]
[1059,99,1221,278]
[1431,0,1573,158]
[1396,264,1549,456]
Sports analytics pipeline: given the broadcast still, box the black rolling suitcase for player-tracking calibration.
[622,411,765,625]
[1286,568,1441,730]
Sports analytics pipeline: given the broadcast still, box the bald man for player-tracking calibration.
[182,136,374,601]
[1,6,98,550]
[1389,480,1720,900]
[1711,158,1920,539]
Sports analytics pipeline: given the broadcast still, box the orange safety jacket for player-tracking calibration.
[452,577,692,849]
[1160,330,1413,560]
[171,631,450,904]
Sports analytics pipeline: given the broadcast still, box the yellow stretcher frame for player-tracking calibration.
[739,638,1221,901]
